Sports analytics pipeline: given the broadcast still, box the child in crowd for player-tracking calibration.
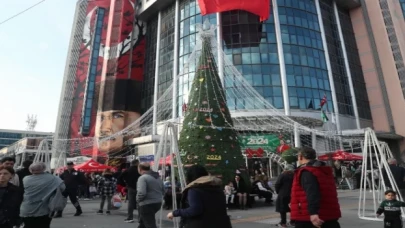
[97,169,117,215]
[376,190,405,228]
[224,181,236,208]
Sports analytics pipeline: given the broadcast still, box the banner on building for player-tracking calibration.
[68,0,146,168]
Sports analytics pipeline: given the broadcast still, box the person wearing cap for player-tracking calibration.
[55,162,87,217]
[275,164,295,227]
[93,78,142,167]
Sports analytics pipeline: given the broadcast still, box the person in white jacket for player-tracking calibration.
[0,157,19,186]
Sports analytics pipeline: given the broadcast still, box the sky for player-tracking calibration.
[0,0,76,132]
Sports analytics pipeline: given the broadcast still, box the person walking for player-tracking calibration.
[55,162,86,217]
[290,147,341,228]
[167,165,232,228]
[120,159,140,223]
[0,165,23,228]
[377,190,405,228]
[136,162,165,228]
[275,164,294,227]
[97,169,117,215]
[20,162,65,228]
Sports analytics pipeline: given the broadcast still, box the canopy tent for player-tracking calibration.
[150,154,174,166]
[74,159,115,172]
[318,150,363,161]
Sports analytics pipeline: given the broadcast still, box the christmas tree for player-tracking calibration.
[178,35,246,185]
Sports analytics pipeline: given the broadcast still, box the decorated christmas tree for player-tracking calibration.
[178,31,246,185]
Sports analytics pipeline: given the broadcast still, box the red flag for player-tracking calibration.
[320,94,327,107]
[198,0,270,22]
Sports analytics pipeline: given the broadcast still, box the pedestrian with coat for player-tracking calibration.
[290,147,341,228]
[119,159,140,223]
[0,165,23,228]
[167,165,232,228]
[275,164,295,227]
[136,162,165,228]
[97,169,117,215]
[17,160,33,190]
[20,162,65,228]
[55,162,87,217]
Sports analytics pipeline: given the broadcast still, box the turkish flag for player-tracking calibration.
[198,0,270,21]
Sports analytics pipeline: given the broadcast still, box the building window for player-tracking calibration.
[279,0,332,111]
[80,7,105,135]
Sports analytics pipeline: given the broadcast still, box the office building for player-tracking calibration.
[0,129,53,150]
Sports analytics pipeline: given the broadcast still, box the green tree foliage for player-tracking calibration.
[178,38,246,185]
[281,148,299,164]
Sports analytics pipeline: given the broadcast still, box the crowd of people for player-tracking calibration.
[4,146,405,228]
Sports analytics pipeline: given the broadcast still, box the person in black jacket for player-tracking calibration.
[17,160,33,190]
[275,165,294,227]
[382,158,405,197]
[233,174,248,210]
[0,165,23,228]
[55,162,87,217]
[167,165,231,228]
[119,159,140,223]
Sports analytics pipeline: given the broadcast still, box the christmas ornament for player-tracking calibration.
[199,78,204,82]
[217,127,223,131]
[211,148,216,152]
[205,136,211,140]
[213,114,219,118]
[202,101,208,104]
[205,118,212,123]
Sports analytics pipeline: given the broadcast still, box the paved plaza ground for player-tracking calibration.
[52,190,384,228]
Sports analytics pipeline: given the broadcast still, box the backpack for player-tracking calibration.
[48,185,67,214]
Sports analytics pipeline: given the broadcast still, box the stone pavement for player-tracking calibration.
[52,190,384,228]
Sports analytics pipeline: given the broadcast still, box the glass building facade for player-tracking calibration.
[141,0,372,129]
[278,0,332,111]
[400,0,405,19]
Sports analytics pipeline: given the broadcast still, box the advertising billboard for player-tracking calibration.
[68,0,146,167]
[238,134,291,154]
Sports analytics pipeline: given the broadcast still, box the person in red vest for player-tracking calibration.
[276,140,290,154]
[290,147,341,228]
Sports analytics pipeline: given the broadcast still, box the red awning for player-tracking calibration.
[74,159,115,172]
[150,154,174,166]
[318,150,363,161]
